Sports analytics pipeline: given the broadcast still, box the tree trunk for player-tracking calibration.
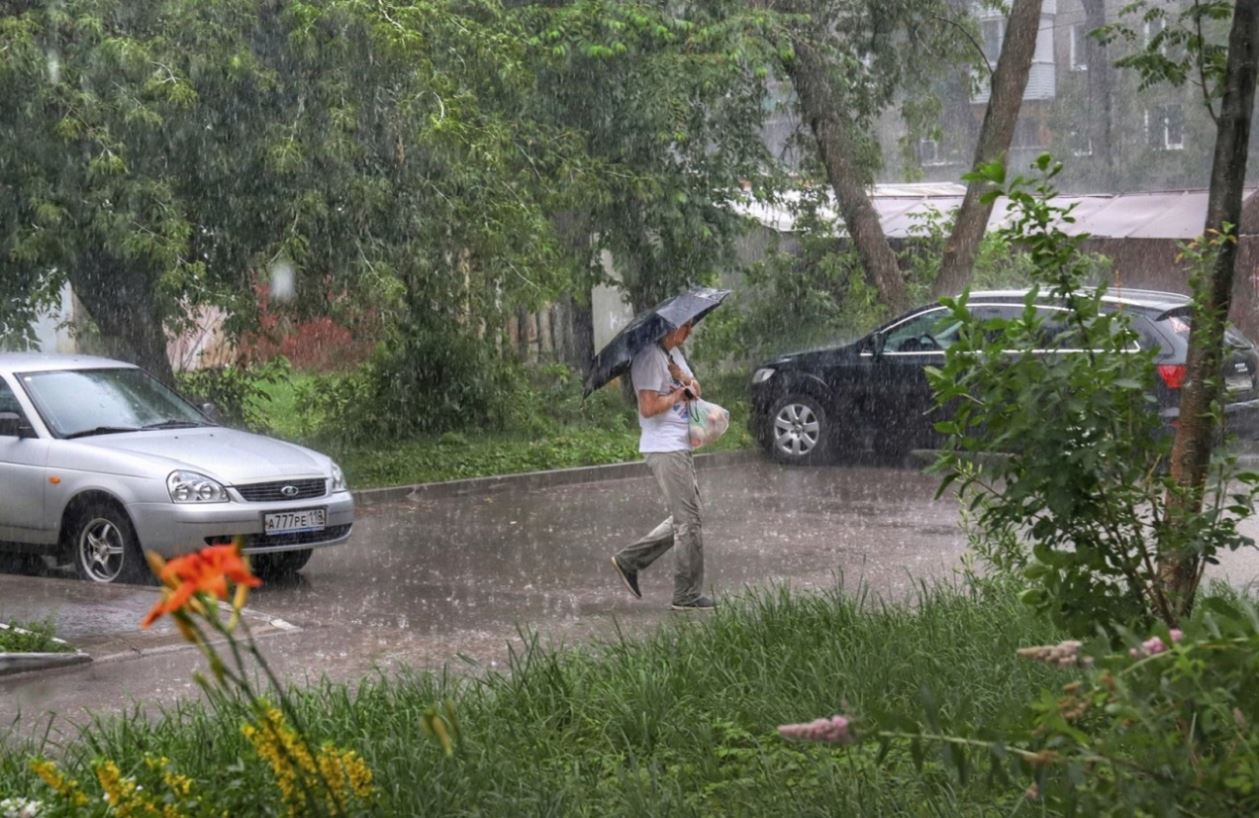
[549,211,597,377]
[67,260,175,385]
[1081,0,1116,188]
[932,0,1043,297]
[1161,0,1259,617]
[562,294,595,378]
[784,38,909,314]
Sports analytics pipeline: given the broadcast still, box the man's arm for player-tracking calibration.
[638,387,688,418]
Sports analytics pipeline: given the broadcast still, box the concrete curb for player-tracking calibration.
[908,450,1259,470]
[0,623,90,677]
[353,448,761,506]
[0,598,300,679]
[0,651,91,676]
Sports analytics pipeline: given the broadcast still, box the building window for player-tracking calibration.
[981,18,1004,66]
[917,138,943,166]
[1146,105,1184,151]
[1070,24,1089,71]
[1069,128,1093,157]
[1013,117,1045,149]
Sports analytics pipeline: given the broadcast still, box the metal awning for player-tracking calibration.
[733,186,1258,241]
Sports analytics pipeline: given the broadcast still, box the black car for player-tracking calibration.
[749,288,1259,464]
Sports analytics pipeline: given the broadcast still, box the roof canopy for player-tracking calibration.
[734,185,1259,241]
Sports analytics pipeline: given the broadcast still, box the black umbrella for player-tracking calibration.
[582,287,731,398]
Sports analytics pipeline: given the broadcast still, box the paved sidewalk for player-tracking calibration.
[0,450,756,676]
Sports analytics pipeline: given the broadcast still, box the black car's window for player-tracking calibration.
[1161,314,1253,349]
[882,309,963,353]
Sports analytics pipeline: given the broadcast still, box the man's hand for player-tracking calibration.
[638,387,688,418]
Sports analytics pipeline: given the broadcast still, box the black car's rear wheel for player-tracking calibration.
[767,395,830,464]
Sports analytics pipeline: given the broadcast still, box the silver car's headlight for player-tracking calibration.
[330,462,348,492]
[167,470,229,504]
[752,367,776,385]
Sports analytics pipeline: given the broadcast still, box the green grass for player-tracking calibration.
[254,370,755,490]
[0,620,70,654]
[0,581,1067,815]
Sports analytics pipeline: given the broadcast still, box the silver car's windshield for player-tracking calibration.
[20,368,209,439]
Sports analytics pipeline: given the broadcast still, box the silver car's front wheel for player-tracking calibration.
[768,395,829,464]
[70,504,144,584]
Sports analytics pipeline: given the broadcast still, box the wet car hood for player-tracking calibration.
[75,427,330,484]
[765,339,863,369]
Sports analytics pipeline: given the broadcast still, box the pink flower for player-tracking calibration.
[1016,640,1092,668]
[778,715,853,745]
[1130,629,1182,658]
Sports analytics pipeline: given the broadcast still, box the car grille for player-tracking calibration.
[235,478,327,502]
[214,524,353,550]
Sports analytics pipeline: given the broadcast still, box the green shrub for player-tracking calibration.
[929,157,1258,637]
[306,327,524,443]
[175,357,293,431]
[0,620,70,653]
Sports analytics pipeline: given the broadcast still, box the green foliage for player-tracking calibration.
[928,156,1259,637]
[1097,1,1233,108]
[851,593,1259,816]
[692,201,1039,372]
[0,581,1066,815]
[302,327,525,444]
[251,358,749,489]
[175,357,292,431]
[0,620,69,654]
[518,0,783,313]
[1015,598,1259,815]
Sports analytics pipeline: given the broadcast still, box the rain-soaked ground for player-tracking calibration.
[5,456,1259,739]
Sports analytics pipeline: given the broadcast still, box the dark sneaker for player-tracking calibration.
[671,596,717,612]
[611,556,641,599]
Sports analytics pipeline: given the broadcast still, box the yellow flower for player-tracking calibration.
[95,759,173,818]
[28,758,90,807]
[242,704,374,817]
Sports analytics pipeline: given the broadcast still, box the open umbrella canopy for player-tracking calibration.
[582,287,731,398]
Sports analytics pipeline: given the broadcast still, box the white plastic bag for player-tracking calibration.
[687,398,730,449]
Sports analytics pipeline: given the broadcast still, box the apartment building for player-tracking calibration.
[886,0,1224,193]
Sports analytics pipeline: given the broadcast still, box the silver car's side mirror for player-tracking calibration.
[0,412,34,439]
[200,402,225,425]
[870,332,887,358]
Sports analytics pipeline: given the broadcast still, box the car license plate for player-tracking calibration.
[264,508,326,535]
[1227,374,1253,392]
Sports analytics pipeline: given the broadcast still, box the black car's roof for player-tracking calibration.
[965,287,1191,313]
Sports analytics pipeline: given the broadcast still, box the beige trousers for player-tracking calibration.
[615,450,704,604]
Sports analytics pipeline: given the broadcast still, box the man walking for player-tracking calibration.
[610,319,716,611]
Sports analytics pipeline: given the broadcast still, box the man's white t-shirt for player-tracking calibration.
[631,344,693,453]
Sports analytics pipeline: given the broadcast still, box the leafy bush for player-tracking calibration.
[175,357,293,431]
[781,589,1259,817]
[928,157,1259,637]
[0,620,70,654]
[304,327,525,443]
[1018,597,1259,815]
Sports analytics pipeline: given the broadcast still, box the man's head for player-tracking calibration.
[661,320,694,350]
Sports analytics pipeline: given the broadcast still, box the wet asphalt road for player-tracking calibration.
[5,456,1259,738]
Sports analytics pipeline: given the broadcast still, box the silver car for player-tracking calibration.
[0,353,354,583]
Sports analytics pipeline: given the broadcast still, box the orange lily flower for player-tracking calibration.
[142,543,262,629]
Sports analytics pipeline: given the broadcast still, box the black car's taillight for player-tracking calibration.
[1157,364,1187,389]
